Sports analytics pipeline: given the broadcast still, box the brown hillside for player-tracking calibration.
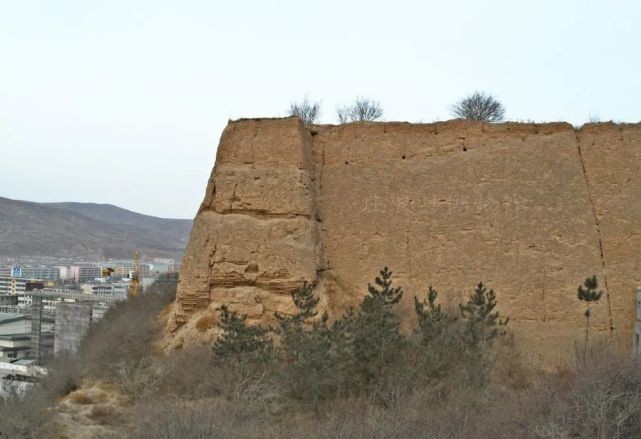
[0,198,192,260]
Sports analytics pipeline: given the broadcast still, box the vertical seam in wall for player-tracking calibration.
[303,126,326,276]
[405,229,411,292]
[318,137,326,270]
[319,139,325,210]
[575,130,614,333]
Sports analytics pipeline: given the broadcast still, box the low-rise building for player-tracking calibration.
[0,313,29,336]
[19,287,84,309]
[0,277,45,295]
[0,313,31,363]
[69,266,102,283]
[16,267,60,281]
[112,262,151,278]
[57,266,70,280]
[81,282,129,299]
[0,334,31,363]
[0,295,18,307]
[151,258,176,274]
[0,277,26,295]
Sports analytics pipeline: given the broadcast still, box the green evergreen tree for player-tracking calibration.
[458,282,508,385]
[414,286,458,376]
[459,282,508,348]
[212,305,274,365]
[577,275,603,352]
[362,266,403,311]
[331,267,405,394]
[414,286,456,346]
[278,281,320,324]
[277,283,333,403]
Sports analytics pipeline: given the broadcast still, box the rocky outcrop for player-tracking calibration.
[169,117,641,363]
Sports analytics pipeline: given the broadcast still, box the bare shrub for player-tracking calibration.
[78,273,177,382]
[0,275,177,437]
[130,398,282,439]
[154,347,220,399]
[114,358,166,400]
[337,97,383,123]
[12,267,641,439]
[0,387,55,439]
[0,353,83,438]
[522,345,641,439]
[120,283,641,439]
[88,404,119,425]
[67,389,93,405]
[130,400,220,439]
[451,91,506,122]
[288,97,321,124]
[40,353,82,398]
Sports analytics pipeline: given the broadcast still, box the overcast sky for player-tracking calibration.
[1,0,640,219]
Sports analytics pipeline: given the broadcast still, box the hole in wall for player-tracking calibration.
[401,155,406,159]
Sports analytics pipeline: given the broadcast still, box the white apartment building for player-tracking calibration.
[0,277,27,295]
[69,266,103,283]
[81,282,129,299]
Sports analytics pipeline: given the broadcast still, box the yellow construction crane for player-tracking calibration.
[129,251,141,298]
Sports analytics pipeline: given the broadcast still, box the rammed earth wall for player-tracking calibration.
[169,117,641,363]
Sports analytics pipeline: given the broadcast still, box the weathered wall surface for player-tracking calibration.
[169,119,323,342]
[169,117,641,363]
[578,124,641,345]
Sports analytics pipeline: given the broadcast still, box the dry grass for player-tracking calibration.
[0,275,177,439]
[88,405,119,425]
[195,313,217,332]
[67,390,93,405]
[122,343,641,439]
[8,274,641,439]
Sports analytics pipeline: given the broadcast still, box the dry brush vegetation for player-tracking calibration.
[2,271,641,439]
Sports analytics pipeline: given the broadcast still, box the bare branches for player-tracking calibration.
[337,97,384,123]
[336,106,352,124]
[451,92,506,122]
[288,97,321,124]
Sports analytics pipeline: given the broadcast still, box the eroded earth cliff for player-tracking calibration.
[168,117,641,363]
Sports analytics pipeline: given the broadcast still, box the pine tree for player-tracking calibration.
[577,275,603,353]
[277,283,333,403]
[332,267,405,394]
[414,286,458,377]
[414,286,457,377]
[414,286,456,346]
[458,282,508,385]
[362,266,403,312]
[212,305,274,365]
[459,282,508,349]
[277,281,320,324]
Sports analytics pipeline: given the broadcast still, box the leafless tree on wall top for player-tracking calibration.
[451,92,506,122]
[288,97,321,124]
[337,97,384,123]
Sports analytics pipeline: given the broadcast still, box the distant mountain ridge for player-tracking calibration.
[0,197,193,260]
